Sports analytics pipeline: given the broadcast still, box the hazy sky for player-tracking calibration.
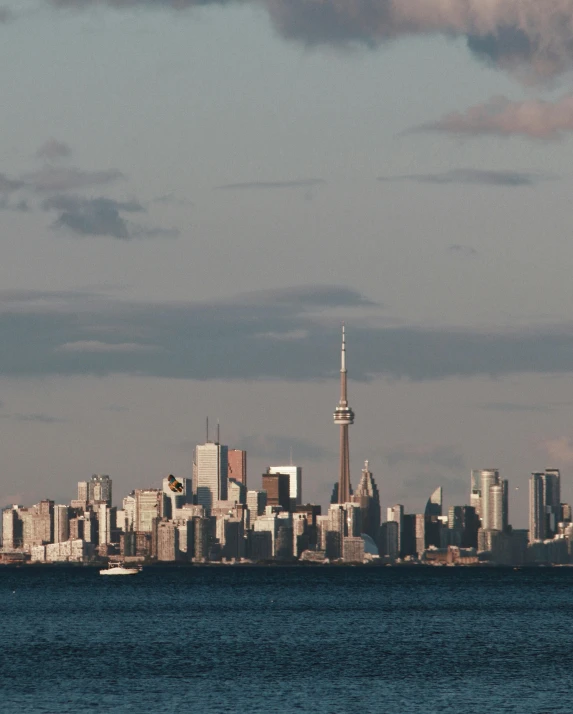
[3,0,573,525]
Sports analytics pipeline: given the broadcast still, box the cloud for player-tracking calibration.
[239,433,330,461]
[0,197,30,212]
[42,195,144,239]
[447,245,478,258]
[5,285,573,382]
[386,444,465,471]
[0,174,25,193]
[58,340,162,353]
[24,167,124,193]
[479,402,552,413]
[379,168,547,187]
[0,413,65,423]
[0,7,13,23]
[541,437,573,465]
[44,0,573,82]
[36,139,73,161]
[419,95,573,140]
[216,179,325,190]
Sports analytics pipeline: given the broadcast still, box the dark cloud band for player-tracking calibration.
[44,0,573,82]
[2,285,573,382]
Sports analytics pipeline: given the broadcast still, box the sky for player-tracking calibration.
[2,0,573,525]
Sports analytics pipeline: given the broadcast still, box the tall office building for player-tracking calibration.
[529,472,545,542]
[424,487,442,548]
[228,450,247,486]
[193,441,228,513]
[262,473,291,511]
[333,326,355,504]
[542,469,561,537]
[53,505,70,544]
[268,465,302,508]
[387,505,404,556]
[352,461,381,541]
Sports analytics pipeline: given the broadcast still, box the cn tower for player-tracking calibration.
[333,325,354,504]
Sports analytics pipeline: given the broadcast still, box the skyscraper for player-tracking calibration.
[387,505,404,555]
[352,461,381,541]
[262,473,291,512]
[193,441,229,513]
[470,470,481,515]
[542,469,561,537]
[479,470,500,530]
[90,475,112,506]
[268,465,302,508]
[228,450,247,486]
[529,472,545,542]
[53,505,70,544]
[333,326,354,504]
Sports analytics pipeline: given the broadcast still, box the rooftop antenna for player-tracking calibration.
[290,446,293,466]
[206,416,209,443]
[217,420,220,445]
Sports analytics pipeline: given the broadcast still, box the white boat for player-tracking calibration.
[100,562,141,576]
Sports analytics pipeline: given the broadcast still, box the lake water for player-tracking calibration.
[1,566,572,713]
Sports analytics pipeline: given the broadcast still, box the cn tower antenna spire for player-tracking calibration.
[333,323,354,504]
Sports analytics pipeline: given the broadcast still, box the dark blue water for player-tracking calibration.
[1,566,572,713]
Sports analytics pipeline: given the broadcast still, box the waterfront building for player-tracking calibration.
[157,520,179,561]
[343,536,365,563]
[228,449,247,486]
[333,326,355,504]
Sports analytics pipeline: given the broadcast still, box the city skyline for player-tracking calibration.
[3,330,572,568]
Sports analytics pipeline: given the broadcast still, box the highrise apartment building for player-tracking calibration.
[193,441,228,512]
[135,489,161,532]
[477,470,508,532]
[78,475,112,507]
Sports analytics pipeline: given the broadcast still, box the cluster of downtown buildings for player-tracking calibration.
[1,330,572,567]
